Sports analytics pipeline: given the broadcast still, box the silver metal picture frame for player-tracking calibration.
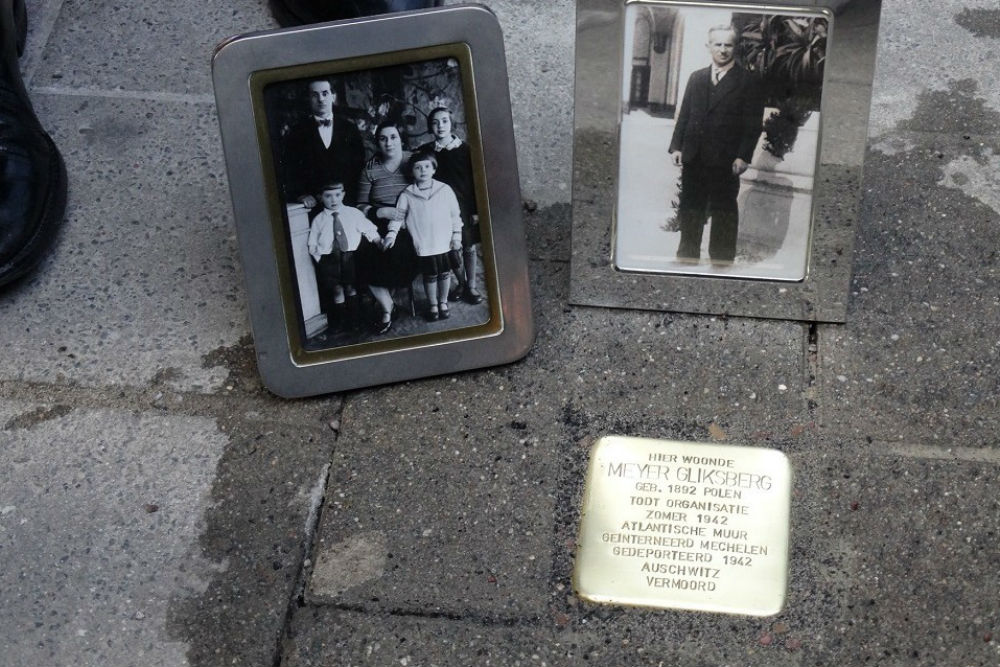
[570,0,882,322]
[213,5,533,397]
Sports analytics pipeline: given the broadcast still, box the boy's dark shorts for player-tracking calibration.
[315,250,357,285]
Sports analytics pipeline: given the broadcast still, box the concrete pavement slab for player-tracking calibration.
[29,0,272,96]
[818,2,1000,447]
[0,400,226,665]
[21,0,66,82]
[0,398,337,667]
[0,351,345,434]
[164,415,337,666]
[475,0,576,207]
[524,203,571,262]
[869,0,1000,139]
[291,449,1000,666]
[532,269,812,446]
[827,453,1000,666]
[31,0,577,205]
[0,95,247,394]
[307,256,812,620]
[283,606,743,667]
[818,131,1000,445]
[306,354,559,619]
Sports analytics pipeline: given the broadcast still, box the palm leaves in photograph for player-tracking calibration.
[735,13,828,158]
[741,15,827,89]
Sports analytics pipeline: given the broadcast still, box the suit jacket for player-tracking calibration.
[279,114,366,205]
[669,65,764,169]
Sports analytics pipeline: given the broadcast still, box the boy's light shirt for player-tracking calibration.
[307,205,379,262]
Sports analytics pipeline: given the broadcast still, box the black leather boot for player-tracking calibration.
[269,0,443,27]
[0,0,67,287]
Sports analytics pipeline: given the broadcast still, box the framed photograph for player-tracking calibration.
[213,5,533,397]
[570,0,883,321]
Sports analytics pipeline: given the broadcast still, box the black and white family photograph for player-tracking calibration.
[614,2,830,281]
[262,57,491,351]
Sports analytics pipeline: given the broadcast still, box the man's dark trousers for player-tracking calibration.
[676,164,740,261]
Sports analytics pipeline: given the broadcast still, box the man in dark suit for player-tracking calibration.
[668,24,764,263]
[279,79,366,208]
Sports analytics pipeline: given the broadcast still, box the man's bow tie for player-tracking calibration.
[315,118,332,127]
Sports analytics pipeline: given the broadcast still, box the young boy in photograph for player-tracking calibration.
[308,182,381,330]
[394,152,463,321]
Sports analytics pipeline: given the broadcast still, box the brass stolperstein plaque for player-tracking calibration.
[573,436,792,616]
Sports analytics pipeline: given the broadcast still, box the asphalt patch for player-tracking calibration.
[201,333,260,392]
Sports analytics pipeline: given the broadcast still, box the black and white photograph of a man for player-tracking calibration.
[279,79,367,209]
[614,2,830,281]
[262,57,492,351]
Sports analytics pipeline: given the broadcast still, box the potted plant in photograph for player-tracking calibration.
[730,13,828,262]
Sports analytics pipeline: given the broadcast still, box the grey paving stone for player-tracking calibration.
[30,0,273,95]
[818,133,1000,445]
[0,401,213,662]
[532,264,812,446]
[306,362,560,619]
[283,607,744,667]
[30,0,575,205]
[0,95,247,394]
[535,258,814,462]
[473,0,576,207]
[896,79,1000,138]
[0,398,334,667]
[301,263,565,619]
[21,0,66,81]
[513,257,813,448]
[165,417,336,666]
[289,450,1000,667]
[826,454,1000,666]
[524,203,571,262]
[870,0,1000,138]
[307,257,812,618]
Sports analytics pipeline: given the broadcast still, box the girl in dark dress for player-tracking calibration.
[356,121,419,334]
[418,107,484,304]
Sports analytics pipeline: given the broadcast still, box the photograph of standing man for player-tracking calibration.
[279,79,366,208]
[668,24,764,264]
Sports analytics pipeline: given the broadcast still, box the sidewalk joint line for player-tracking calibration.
[31,86,216,105]
[274,461,333,667]
[805,322,820,413]
[327,602,537,628]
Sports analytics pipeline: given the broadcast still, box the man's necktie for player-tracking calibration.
[316,118,332,127]
[713,70,720,85]
[333,212,348,251]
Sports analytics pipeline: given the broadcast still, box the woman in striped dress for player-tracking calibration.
[356,120,419,334]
